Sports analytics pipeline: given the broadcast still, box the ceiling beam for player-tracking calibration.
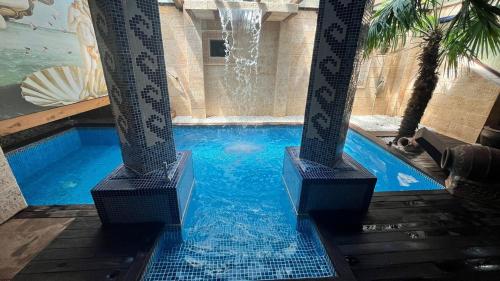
[262,12,272,22]
[283,12,297,22]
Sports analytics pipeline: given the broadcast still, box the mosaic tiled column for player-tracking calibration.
[300,0,373,168]
[88,0,176,175]
[283,0,377,215]
[88,0,194,225]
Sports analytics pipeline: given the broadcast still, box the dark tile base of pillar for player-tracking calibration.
[91,151,194,225]
[283,147,376,215]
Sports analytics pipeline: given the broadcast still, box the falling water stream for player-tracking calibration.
[218,2,262,114]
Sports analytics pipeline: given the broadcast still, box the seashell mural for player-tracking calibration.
[20,65,107,107]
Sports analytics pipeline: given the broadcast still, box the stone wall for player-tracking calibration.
[406,63,500,143]
[203,21,280,116]
[282,10,317,116]
[355,40,500,143]
[159,5,499,143]
[160,7,192,117]
[158,5,318,117]
[0,146,27,224]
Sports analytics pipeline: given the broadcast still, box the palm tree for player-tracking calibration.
[365,0,500,142]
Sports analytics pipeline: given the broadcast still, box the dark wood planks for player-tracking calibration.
[313,190,500,281]
[12,205,162,281]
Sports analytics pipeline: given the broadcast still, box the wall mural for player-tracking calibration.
[0,0,107,121]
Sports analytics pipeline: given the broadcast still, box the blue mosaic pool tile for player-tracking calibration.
[77,127,120,146]
[6,129,82,182]
[141,217,335,281]
[347,130,444,191]
[92,151,194,224]
[284,147,376,214]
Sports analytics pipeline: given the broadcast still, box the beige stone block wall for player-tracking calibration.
[272,21,291,117]
[0,147,27,224]
[282,10,317,116]
[185,9,208,118]
[348,0,500,143]
[352,37,500,143]
[202,21,280,116]
[160,7,193,117]
[352,53,398,115]
[159,6,317,117]
[416,69,499,143]
[159,5,499,143]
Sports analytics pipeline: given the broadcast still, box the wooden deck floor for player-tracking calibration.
[10,206,162,281]
[10,190,500,281]
[314,190,500,281]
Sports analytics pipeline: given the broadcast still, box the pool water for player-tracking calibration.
[6,126,442,280]
[6,128,122,205]
[6,126,442,206]
[142,127,336,280]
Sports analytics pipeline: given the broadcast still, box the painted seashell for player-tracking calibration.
[21,66,107,107]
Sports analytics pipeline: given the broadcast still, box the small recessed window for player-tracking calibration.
[210,40,226,57]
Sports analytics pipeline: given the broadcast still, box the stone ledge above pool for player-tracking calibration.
[92,151,194,225]
[283,147,377,215]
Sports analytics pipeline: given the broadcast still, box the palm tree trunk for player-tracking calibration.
[396,31,442,141]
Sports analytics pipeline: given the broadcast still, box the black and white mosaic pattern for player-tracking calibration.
[88,0,176,174]
[284,147,376,214]
[92,151,194,224]
[300,0,373,168]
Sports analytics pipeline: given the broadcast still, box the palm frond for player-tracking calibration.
[414,13,441,37]
[365,0,436,57]
[442,0,500,73]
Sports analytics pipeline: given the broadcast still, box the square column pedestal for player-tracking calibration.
[92,151,194,225]
[283,147,376,215]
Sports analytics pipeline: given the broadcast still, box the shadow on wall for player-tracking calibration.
[418,69,500,143]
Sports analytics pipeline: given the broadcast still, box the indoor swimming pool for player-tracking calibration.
[6,126,443,280]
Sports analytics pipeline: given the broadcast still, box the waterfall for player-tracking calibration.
[218,2,262,115]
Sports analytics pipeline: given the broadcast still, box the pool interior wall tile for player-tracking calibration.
[347,130,443,190]
[76,127,120,146]
[6,129,82,183]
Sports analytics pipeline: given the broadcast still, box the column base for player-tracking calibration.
[283,147,376,215]
[91,151,194,225]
